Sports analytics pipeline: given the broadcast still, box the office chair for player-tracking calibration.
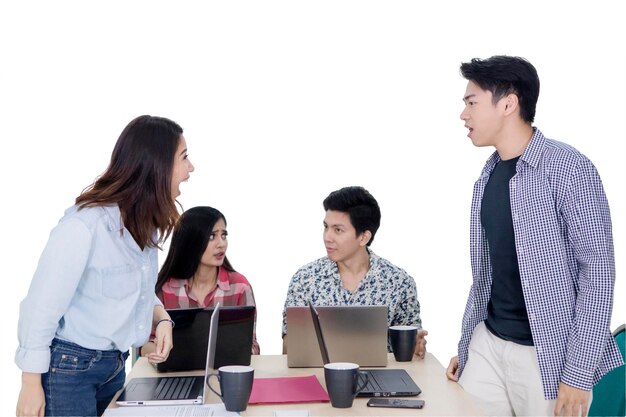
[588,323,625,417]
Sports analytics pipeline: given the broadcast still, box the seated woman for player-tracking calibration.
[141,206,260,356]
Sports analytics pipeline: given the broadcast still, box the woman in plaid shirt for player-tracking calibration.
[140,206,260,356]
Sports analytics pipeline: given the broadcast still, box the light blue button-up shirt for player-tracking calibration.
[15,205,162,373]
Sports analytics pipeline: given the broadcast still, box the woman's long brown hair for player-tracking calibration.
[75,115,183,250]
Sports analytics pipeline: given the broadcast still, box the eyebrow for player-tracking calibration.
[463,94,476,103]
[324,222,345,228]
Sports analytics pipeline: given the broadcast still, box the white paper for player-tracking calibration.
[273,410,310,417]
[103,403,238,417]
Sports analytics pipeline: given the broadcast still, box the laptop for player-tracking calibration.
[116,303,221,406]
[309,303,422,397]
[286,305,388,367]
[157,305,255,372]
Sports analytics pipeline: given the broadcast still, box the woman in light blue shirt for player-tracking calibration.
[15,115,195,417]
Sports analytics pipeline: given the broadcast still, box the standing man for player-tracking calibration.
[446,55,623,416]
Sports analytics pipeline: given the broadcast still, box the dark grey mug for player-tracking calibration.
[324,362,369,408]
[206,365,254,412]
[389,325,418,362]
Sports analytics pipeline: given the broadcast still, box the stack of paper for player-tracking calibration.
[103,403,237,416]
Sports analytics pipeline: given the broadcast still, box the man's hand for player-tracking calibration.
[413,329,428,359]
[446,356,459,381]
[554,383,590,417]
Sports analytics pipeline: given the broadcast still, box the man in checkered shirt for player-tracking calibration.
[446,55,623,416]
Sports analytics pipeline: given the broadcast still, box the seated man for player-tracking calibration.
[282,186,427,357]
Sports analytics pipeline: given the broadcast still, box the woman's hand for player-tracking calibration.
[16,372,45,417]
[147,319,174,365]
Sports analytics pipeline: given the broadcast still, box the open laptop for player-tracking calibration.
[286,305,388,367]
[309,303,421,397]
[157,305,255,372]
[116,303,221,406]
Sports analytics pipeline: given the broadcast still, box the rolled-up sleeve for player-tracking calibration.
[15,218,92,373]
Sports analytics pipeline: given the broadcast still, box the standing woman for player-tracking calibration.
[15,115,195,417]
[141,206,260,355]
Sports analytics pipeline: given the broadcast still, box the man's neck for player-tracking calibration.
[337,248,370,292]
[495,123,534,160]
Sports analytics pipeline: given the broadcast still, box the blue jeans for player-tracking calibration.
[42,338,129,417]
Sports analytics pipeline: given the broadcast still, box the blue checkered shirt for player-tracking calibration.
[457,128,623,400]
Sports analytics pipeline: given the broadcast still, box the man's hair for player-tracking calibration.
[323,186,381,246]
[460,55,540,123]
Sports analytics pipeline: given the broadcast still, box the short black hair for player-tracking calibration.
[323,186,381,246]
[460,55,540,123]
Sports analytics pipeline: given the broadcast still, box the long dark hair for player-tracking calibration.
[156,206,235,294]
[75,115,183,249]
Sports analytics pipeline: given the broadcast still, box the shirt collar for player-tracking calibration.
[168,267,231,291]
[216,267,231,291]
[480,127,545,178]
[518,127,545,169]
[328,247,379,275]
[102,205,124,232]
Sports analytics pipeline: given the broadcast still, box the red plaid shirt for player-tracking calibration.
[157,267,260,354]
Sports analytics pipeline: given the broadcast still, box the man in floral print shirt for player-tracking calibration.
[281,186,428,357]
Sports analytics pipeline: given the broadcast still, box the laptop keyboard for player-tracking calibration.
[155,377,196,400]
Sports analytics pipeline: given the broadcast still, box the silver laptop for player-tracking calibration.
[116,303,221,406]
[309,303,421,397]
[286,305,388,367]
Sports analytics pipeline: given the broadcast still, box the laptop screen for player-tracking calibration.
[156,305,255,372]
[287,305,388,367]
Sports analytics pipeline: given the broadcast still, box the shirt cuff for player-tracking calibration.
[15,346,51,374]
[561,361,594,391]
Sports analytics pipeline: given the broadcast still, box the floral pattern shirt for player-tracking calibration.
[282,249,422,347]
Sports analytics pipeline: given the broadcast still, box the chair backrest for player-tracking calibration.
[588,324,625,417]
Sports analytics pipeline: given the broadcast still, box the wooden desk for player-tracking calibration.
[110,353,484,416]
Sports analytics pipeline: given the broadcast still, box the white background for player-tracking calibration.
[1,1,624,412]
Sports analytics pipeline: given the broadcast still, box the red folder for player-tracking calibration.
[248,375,330,404]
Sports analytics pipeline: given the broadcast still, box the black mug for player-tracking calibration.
[206,365,254,412]
[324,362,369,408]
[389,325,418,362]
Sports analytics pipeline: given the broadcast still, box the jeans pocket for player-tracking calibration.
[50,346,95,373]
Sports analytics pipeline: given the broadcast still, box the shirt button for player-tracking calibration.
[140,295,145,300]
[138,325,144,330]
[142,265,149,272]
